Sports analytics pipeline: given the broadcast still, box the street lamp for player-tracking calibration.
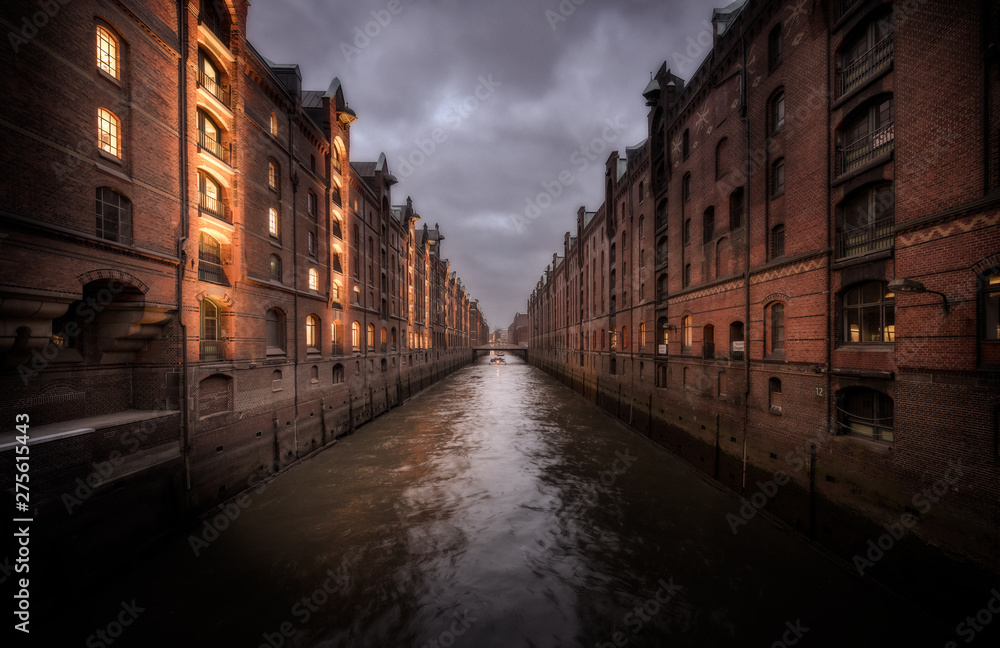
[886,278,949,314]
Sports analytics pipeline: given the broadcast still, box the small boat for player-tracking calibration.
[490,356,505,364]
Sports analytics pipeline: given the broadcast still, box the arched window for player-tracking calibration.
[683,263,692,287]
[682,315,692,351]
[837,388,894,442]
[982,271,1000,342]
[96,25,119,79]
[839,12,892,97]
[638,182,644,203]
[198,109,224,161]
[367,323,375,349]
[200,298,221,361]
[198,232,226,284]
[703,324,715,358]
[95,187,132,244]
[842,282,894,343]
[769,377,782,413]
[838,183,894,258]
[729,187,745,230]
[839,96,894,175]
[621,326,628,350]
[268,160,279,191]
[771,224,785,258]
[269,254,282,281]
[351,321,360,350]
[771,90,785,132]
[332,142,342,173]
[270,112,278,137]
[332,363,345,384]
[353,285,360,304]
[657,317,669,351]
[98,108,121,158]
[730,321,745,360]
[682,173,692,204]
[305,315,320,351]
[331,321,343,353]
[266,308,285,353]
[199,170,225,219]
[656,273,668,301]
[703,207,715,244]
[715,137,729,179]
[308,268,319,291]
[771,157,785,197]
[638,323,646,350]
[716,237,730,278]
[268,207,279,237]
[769,303,786,354]
[381,327,387,345]
[332,281,342,304]
[601,328,606,350]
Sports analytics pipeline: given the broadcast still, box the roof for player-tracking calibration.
[301,90,324,109]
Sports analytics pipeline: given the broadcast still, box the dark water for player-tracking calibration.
[50,356,946,647]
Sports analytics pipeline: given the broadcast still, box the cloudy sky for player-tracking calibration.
[247,0,721,328]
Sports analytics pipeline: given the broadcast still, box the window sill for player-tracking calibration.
[265,347,286,357]
[97,67,122,88]
[769,406,783,416]
[835,343,893,351]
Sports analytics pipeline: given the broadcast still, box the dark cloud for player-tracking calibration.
[247,0,721,327]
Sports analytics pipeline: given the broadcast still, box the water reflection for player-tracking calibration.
[49,356,942,647]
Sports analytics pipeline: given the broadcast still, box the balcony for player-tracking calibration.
[656,250,668,266]
[198,70,230,107]
[837,122,893,176]
[200,339,225,361]
[198,130,230,165]
[199,11,229,49]
[332,190,342,207]
[199,191,229,222]
[836,34,893,99]
[836,0,865,23]
[837,214,893,259]
[198,259,227,285]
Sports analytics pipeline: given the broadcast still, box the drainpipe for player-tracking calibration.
[741,35,751,495]
[821,4,834,539]
[178,1,191,494]
[287,109,299,460]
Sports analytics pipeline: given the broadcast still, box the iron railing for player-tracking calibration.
[837,214,894,259]
[199,191,229,221]
[198,70,230,107]
[200,339,225,361]
[198,130,230,164]
[656,250,668,266]
[837,122,893,176]
[198,259,227,284]
[836,34,893,98]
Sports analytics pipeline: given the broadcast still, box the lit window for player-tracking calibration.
[305,315,319,350]
[843,282,894,343]
[270,112,278,137]
[96,25,118,79]
[351,321,360,350]
[269,207,278,237]
[98,108,120,158]
[198,232,226,284]
[308,268,319,291]
[983,273,1000,341]
[200,299,221,361]
[95,187,132,244]
[367,324,375,349]
[268,160,278,191]
[682,315,692,350]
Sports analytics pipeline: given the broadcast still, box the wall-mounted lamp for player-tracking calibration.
[886,278,949,314]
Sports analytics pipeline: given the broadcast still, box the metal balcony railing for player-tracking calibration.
[199,191,229,221]
[198,70,230,107]
[332,190,342,206]
[836,34,893,98]
[656,251,668,266]
[200,339,225,361]
[198,130,230,164]
[331,222,343,240]
[198,259,227,285]
[837,122,893,176]
[837,214,894,259]
[199,11,229,48]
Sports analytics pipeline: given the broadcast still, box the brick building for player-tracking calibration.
[0,0,485,578]
[527,0,1000,574]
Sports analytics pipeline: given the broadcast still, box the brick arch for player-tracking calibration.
[194,290,235,308]
[77,269,148,293]
[262,301,291,316]
[761,292,791,306]
[970,253,1000,278]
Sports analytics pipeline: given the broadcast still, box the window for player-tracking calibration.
[96,25,118,79]
[771,157,785,197]
[657,317,669,348]
[270,112,278,137]
[622,326,628,350]
[333,364,345,384]
[306,315,320,351]
[716,137,729,179]
[639,216,645,240]
[638,182,644,202]
[983,272,1000,341]
[353,286,360,304]
[682,315,692,351]
[839,12,892,97]
[842,282,894,343]
[837,388,894,442]
[95,187,132,244]
[269,207,279,237]
[198,232,226,284]
[656,364,668,388]
[771,224,785,259]
[332,144,342,173]
[308,231,316,257]
[308,268,319,291]
[768,23,783,71]
[367,323,375,349]
[199,171,224,219]
[198,110,225,162]
[838,96,894,175]
[269,254,282,281]
[839,184,894,258]
[98,108,121,158]
[200,298,222,361]
[683,263,691,287]
[703,207,715,244]
[682,173,692,203]
[265,308,285,353]
[268,160,279,191]
[682,129,690,160]
[729,187,744,230]
[638,323,646,350]
[716,237,730,277]
[770,303,785,354]
[769,377,782,413]
[771,91,785,132]
[703,324,715,359]
[683,219,691,246]
[308,191,318,219]
[729,321,745,360]
[351,321,360,350]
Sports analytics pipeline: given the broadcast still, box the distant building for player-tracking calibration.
[508,312,529,346]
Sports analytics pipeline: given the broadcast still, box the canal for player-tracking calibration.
[51,355,944,647]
